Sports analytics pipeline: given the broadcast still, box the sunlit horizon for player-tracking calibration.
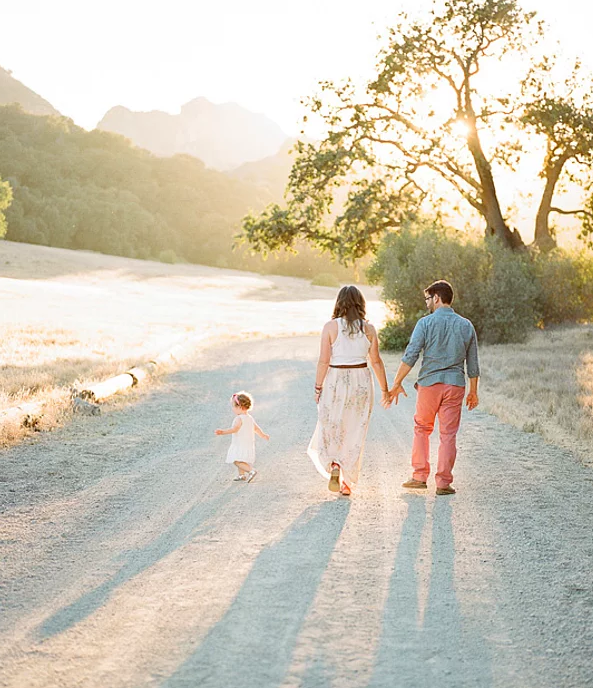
[2,0,593,137]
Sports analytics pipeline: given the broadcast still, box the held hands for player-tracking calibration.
[389,383,408,405]
[466,392,479,411]
[380,390,392,409]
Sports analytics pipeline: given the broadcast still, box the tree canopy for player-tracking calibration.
[242,0,593,263]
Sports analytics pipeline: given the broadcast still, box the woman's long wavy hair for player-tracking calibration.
[332,285,366,335]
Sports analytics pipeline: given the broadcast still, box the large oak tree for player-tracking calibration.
[243,0,593,263]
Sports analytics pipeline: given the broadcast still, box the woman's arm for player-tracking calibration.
[366,323,391,409]
[214,418,242,435]
[314,321,333,403]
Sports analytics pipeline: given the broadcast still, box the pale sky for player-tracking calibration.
[2,0,593,135]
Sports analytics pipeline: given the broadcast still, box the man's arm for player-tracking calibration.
[389,361,412,404]
[466,377,479,410]
[389,320,425,404]
[465,327,480,410]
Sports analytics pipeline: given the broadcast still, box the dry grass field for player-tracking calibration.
[478,325,593,466]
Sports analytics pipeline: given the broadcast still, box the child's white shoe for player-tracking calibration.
[246,469,257,483]
[233,474,247,482]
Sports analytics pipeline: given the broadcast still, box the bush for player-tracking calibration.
[369,220,539,348]
[311,272,341,287]
[158,248,179,264]
[476,238,540,344]
[533,249,593,324]
[378,320,413,351]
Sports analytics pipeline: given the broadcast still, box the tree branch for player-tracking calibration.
[549,207,593,218]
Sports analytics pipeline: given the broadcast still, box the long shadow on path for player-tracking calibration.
[34,352,316,642]
[369,495,427,687]
[163,499,351,688]
[37,486,239,641]
[369,497,492,688]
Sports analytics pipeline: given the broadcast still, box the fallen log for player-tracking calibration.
[0,401,44,430]
[126,363,157,385]
[1,333,210,433]
[79,373,135,402]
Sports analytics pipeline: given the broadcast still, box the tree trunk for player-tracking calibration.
[467,127,525,250]
[533,155,567,252]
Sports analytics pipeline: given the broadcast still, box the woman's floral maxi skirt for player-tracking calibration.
[307,367,374,488]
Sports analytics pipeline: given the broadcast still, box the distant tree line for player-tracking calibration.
[0,105,355,281]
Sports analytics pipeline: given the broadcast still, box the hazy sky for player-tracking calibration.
[2,0,593,133]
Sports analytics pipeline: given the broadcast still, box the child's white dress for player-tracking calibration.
[225,413,256,464]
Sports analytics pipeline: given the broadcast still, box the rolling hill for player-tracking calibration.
[0,66,60,116]
[97,97,288,171]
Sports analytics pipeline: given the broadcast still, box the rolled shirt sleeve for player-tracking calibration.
[465,327,480,378]
[402,319,426,368]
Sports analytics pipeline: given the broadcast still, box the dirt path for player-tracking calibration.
[1,337,592,688]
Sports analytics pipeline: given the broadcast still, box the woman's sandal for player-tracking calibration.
[340,484,351,496]
[328,464,340,492]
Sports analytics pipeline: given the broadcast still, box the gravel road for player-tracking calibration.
[1,336,592,688]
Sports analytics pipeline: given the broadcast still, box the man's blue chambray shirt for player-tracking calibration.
[401,307,480,388]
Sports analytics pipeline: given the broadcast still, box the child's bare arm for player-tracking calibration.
[254,421,270,441]
[214,418,242,435]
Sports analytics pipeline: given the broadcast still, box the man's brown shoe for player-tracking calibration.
[436,486,456,495]
[402,479,427,489]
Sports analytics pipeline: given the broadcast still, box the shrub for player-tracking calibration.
[533,249,593,324]
[378,320,413,351]
[311,272,341,287]
[369,220,539,348]
[476,239,539,344]
[158,248,178,264]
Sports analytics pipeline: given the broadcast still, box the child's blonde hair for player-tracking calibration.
[231,391,253,410]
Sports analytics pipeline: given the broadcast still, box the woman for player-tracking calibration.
[307,285,391,495]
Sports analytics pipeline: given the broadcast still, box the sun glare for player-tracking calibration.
[450,119,471,139]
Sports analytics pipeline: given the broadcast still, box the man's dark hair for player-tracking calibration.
[425,280,454,304]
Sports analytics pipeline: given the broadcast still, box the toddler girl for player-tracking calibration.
[215,391,269,482]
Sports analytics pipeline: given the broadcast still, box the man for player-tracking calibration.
[389,280,479,495]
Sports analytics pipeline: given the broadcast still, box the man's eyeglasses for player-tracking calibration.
[424,295,433,302]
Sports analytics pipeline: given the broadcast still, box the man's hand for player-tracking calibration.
[466,392,479,410]
[390,384,408,405]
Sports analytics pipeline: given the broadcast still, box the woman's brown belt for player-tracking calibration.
[329,363,368,369]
